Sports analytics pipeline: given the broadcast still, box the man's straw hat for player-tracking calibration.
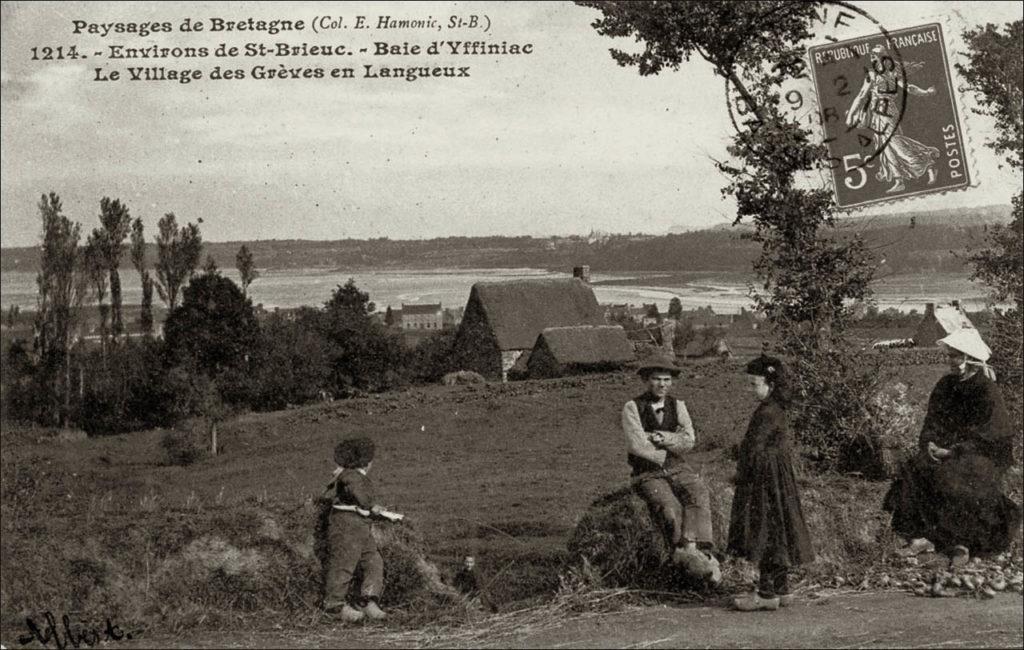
[634,351,682,376]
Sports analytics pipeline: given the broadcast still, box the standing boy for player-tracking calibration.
[324,436,388,623]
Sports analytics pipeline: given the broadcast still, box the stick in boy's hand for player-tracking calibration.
[371,505,405,522]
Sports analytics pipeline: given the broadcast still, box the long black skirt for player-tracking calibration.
[883,452,1021,554]
[727,449,814,567]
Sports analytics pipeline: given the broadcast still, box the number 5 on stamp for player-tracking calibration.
[808,23,970,209]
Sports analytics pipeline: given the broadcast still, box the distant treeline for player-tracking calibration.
[2,205,1011,275]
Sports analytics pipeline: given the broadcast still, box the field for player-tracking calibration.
[0,356,989,643]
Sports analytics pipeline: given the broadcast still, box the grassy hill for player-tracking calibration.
[1,358,954,639]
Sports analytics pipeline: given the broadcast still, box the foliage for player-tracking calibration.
[579,1,882,473]
[410,331,457,383]
[160,429,207,466]
[95,197,133,337]
[960,19,1023,463]
[154,213,203,312]
[130,217,154,334]
[83,230,110,353]
[163,270,260,380]
[315,279,407,394]
[235,244,259,296]
[32,192,89,426]
[667,297,683,320]
[644,303,661,322]
[325,278,375,314]
[249,310,333,410]
[957,20,1023,171]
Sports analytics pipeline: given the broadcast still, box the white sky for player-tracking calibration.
[1,0,1021,247]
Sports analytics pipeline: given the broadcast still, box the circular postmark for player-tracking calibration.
[723,1,910,173]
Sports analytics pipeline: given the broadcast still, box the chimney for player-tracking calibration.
[924,302,935,317]
[572,265,591,284]
[951,299,960,309]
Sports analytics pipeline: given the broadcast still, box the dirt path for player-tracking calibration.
[91,591,1022,649]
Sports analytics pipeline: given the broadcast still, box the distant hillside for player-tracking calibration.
[1,205,1012,276]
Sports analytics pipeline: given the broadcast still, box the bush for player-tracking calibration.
[788,343,895,474]
[442,370,486,386]
[160,428,207,466]
[410,331,456,383]
[248,312,332,411]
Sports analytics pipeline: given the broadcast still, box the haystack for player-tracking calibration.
[567,465,898,590]
[313,498,459,607]
[567,472,735,591]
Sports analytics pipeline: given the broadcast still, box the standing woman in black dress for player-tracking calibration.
[728,355,814,611]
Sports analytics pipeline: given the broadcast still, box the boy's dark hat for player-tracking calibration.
[634,351,682,376]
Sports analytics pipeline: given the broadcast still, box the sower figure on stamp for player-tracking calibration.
[845,44,940,194]
[622,351,721,584]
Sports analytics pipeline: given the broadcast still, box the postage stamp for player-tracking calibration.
[808,23,970,209]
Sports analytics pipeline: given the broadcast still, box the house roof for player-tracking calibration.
[683,335,731,357]
[534,325,635,365]
[402,303,442,315]
[468,278,606,350]
[931,305,974,334]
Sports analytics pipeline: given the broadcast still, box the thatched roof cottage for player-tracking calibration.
[527,325,635,379]
[451,278,606,380]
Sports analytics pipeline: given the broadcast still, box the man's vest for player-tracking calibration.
[628,392,680,476]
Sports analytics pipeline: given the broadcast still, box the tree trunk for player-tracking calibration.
[110,269,123,337]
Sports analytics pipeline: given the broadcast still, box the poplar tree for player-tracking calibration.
[235,244,259,296]
[130,218,154,334]
[97,198,132,337]
[154,213,203,312]
[33,192,88,425]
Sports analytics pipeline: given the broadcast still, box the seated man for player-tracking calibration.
[623,351,720,583]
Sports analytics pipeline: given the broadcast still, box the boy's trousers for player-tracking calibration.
[324,511,384,608]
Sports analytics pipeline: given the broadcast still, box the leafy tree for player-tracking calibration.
[317,279,405,393]
[959,19,1023,460]
[579,1,883,471]
[325,278,375,315]
[960,21,1023,309]
[958,21,1023,171]
[163,269,260,380]
[384,305,397,327]
[409,330,456,382]
[250,309,333,409]
[32,193,88,425]
[668,296,683,320]
[578,1,873,346]
[130,218,154,334]
[644,303,662,323]
[154,213,203,312]
[84,230,110,357]
[96,198,132,337]
[235,244,259,296]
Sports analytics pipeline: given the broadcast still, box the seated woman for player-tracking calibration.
[883,328,1021,557]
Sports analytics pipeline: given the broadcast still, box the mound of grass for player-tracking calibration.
[567,464,896,591]
[1,495,464,635]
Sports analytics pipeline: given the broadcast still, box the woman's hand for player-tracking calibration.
[927,441,953,462]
